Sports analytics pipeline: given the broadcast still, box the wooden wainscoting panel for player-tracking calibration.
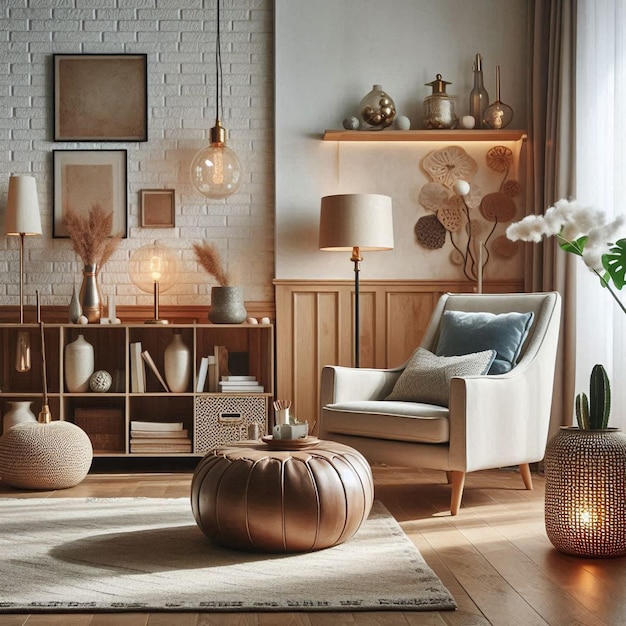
[318,291,340,369]
[292,291,322,424]
[386,290,440,365]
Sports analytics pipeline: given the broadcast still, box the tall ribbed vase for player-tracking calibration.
[164,331,191,393]
[79,263,102,323]
[209,286,247,324]
[64,334,95,392]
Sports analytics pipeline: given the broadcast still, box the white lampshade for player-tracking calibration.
[5,175,42,236]
[319,194,394,251]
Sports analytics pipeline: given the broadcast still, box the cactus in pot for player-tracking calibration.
[575,363,611,430]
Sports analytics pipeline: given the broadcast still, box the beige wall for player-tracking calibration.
[274,0,529,285]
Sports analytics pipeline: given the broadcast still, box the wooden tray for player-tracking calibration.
[261,435,320,450]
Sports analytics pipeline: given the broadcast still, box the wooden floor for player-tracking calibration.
[0,465,624,626]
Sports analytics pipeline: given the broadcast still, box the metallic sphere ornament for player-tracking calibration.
[359,84,396,129]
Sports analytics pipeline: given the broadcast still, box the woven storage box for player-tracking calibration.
[74,407,125,452]
[194,395,267,454]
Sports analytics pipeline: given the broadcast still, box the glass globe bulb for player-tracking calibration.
[190,142,242,199]
[129,243,179,295]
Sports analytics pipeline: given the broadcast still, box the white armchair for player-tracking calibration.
[319,292,562,515]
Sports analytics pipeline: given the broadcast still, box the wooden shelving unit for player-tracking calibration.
[0,323,274,459]
[322,129,527,142]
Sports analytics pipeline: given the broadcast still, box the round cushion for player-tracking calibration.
[0,421,93,490]
[191,440,374,553]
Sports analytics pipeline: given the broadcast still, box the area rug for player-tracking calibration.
[0,497,456,613]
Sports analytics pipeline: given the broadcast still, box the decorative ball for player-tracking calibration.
[453,179,471,197]
[89,370,112,393]
[78,315,88,325]
[461,115,476,129]
[342,116,360,130]
[395,115,411,130]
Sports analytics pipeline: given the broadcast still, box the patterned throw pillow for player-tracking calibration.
[385,347,496,407]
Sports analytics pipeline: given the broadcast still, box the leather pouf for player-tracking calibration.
[191,440,374,553]
[0,421,93,490]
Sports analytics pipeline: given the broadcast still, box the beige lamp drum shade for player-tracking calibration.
[319,194,394,251]
[5,175,42,236]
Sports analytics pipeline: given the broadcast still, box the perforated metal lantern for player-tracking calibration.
[544,427,626,558]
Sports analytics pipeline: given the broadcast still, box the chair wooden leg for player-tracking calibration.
[449,471,465,516]
[445,471,452,484]
[519,463,533,490]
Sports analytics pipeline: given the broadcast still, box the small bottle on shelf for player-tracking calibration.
[469,53,489,129]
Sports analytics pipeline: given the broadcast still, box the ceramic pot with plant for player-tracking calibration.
[544,363,626,557]
[192,241,247,324]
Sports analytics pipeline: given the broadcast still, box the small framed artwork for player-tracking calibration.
[54,53,148,142]
[53,150,128,238]
[140,189,176,228]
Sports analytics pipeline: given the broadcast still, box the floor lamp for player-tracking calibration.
[5,175,42,324]
[319,194,394,367]
[5,175,42,373]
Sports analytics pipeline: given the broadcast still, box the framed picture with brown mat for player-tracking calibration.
[140,189,176,228]
[52,149,128,238]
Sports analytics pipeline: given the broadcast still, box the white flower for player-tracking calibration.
[505,215,548,243]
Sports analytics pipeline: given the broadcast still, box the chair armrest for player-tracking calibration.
[448,365,555,472]
[320,365,401,406]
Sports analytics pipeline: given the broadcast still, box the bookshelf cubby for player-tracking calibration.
[0,322,274,458]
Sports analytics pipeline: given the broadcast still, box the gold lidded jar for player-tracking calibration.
[423,74,458,129]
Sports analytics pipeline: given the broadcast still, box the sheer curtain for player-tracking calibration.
[575,0,626,429]
[528,0,576,438]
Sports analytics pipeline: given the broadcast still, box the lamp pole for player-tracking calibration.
[351,246,362,368]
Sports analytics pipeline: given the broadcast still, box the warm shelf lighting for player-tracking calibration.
[129,242,179,324]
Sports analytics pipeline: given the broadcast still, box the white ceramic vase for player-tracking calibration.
[164,331,191,393]
[2,400,37,433]
[65,334,95,392]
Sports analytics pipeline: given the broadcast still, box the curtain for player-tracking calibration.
[528,0,577,438]
[575,0,626,429]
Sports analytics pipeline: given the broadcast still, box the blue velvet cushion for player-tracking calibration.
[435,310,534,374]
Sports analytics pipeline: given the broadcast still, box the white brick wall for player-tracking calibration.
[0,0,274,311]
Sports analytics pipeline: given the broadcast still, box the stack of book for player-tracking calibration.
[218,375,265,393]
[129,420,192,454]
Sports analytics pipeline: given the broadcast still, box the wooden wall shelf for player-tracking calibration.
[322,129,527,142]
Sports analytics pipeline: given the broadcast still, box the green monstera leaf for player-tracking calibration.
[603,239,626,290]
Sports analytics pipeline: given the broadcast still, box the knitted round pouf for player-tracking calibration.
[0,421,93,490]
[191,440,374,553]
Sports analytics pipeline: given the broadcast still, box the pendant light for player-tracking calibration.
[190,0,242,199]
